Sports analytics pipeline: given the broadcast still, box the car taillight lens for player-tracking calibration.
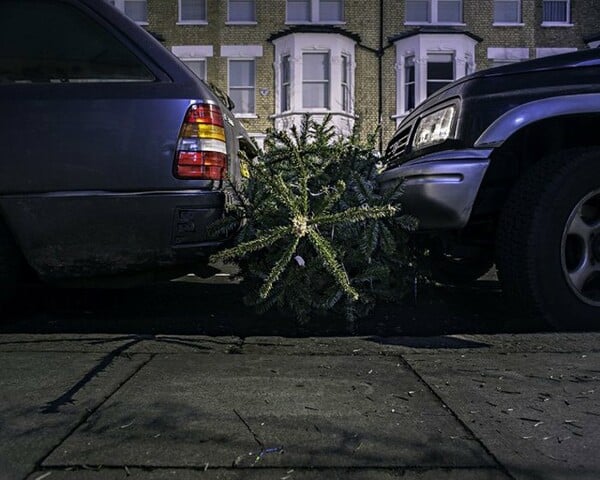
[175,103,228,180]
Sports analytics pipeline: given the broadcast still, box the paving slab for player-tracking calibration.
[43,354,495,470]
[0,351,150,480]
[243,333,600,356]
[27,466,509,479]
[405,351,600,480]
[0,334,242,354]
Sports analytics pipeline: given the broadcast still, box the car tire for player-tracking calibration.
[429,248,494,285]
[0,222,23,313]
[496,147,600,330]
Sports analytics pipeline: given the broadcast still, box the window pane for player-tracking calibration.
[303,53,329,81]
[230,88,254,113]
[406,0,430,22]
[230,60,254,87]
[281,55,290,111]
[341,55,349,111]
[494,1,519,22]
[543,0,567,22]
[319,0,343,22]
[405,56,415,110]
[124,0,147,22]
[229,0,255,22]
[302,53,329,108]
[438,0,461,22]
[427,53,453,96]
[0,0,154,83]
[180,0,206,21]
[287,0,310,21]
[303,83,328,108]
[427,54,454,79]
[183,59,205,80]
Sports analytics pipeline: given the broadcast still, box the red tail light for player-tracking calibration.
[175,103,228,180]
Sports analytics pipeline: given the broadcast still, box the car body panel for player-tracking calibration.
[474,93,600,148]
[0,0,248,282]
[379,149,491,230]
[382,48,600,231]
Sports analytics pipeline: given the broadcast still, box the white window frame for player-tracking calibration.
[541,0,572,26]
[405,0,464,25]
[228,58,257,117]
[227,0,257,24]
[493,0,522,25]
[286,0,345,24]
[109,0,148,25]
[178,0,207,25]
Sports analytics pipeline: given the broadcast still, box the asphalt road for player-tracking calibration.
[0,270,548,337]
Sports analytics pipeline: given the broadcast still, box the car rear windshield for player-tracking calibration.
[0,0,155,83]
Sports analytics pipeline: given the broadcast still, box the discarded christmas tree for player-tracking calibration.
[211,116,416,324]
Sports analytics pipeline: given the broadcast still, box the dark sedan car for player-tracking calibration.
[0,0,254,302]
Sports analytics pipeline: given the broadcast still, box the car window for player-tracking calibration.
[0,0,155,83]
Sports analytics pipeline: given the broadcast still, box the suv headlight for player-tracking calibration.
[413,105,457,150]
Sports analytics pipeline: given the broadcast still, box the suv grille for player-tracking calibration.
[386,125,412,166]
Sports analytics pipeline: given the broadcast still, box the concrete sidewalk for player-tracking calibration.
[0,333,599,480]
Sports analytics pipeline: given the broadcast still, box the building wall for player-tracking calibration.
[134,0,600,147]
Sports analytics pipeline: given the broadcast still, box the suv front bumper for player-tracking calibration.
[378,149,492,230]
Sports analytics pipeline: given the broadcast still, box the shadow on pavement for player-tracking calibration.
[0,273,554,337]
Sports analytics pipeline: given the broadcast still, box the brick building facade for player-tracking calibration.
[110,0,600,148]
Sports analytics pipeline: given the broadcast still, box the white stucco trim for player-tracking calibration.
[171,45,214,58]
[487,47,530,61]
[535,47,577,58]
[220,45,264,58]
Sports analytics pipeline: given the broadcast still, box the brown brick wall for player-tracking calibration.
[143,0,600,145]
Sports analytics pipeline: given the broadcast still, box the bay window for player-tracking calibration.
[271,32,356,135]
[393,32,478,122]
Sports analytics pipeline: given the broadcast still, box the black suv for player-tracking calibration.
[380,48,600,329]
[0,0,253,301]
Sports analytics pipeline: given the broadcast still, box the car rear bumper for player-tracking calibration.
[378,149,492,230]
[1,189,232,280]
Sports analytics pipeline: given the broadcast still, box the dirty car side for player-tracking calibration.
[0,0,252,286]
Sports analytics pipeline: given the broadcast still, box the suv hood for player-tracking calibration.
[476,48,600,78]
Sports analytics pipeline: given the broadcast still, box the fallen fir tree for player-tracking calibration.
[210,116,417,325]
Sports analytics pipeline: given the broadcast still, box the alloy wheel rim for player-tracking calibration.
[561,188,600,307]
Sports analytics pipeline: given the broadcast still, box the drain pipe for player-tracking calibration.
[378,0,384,152]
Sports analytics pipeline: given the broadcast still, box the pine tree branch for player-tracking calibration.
[311,205,396,228]
[211,225,292,262]
[307,229,359,301]
[258,236,300,299]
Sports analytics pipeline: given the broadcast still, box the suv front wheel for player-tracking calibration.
[496,148,600,330]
